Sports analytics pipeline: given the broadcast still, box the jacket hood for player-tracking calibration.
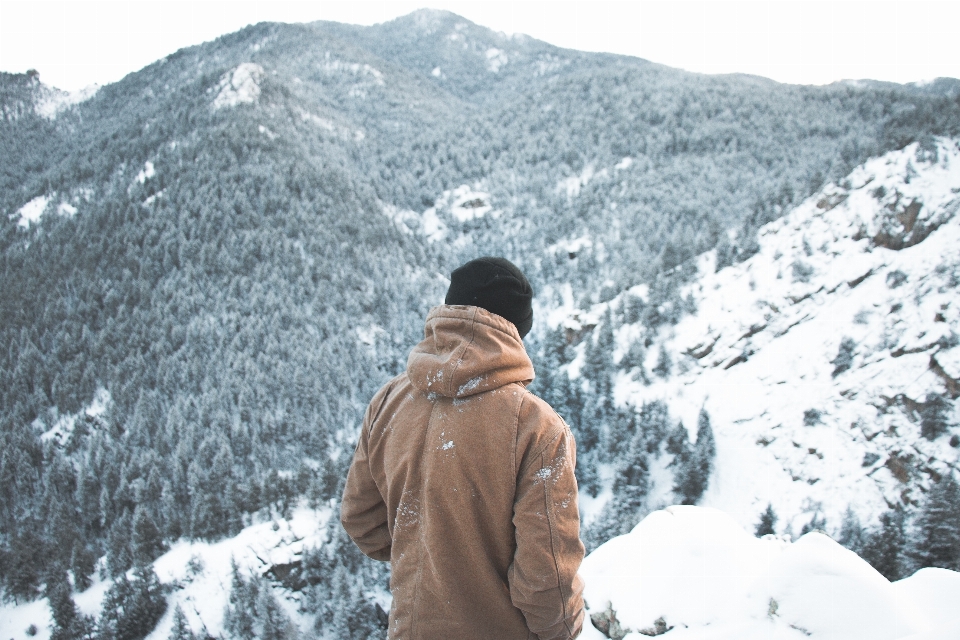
[407,305,534,398]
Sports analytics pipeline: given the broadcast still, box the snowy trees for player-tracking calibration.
[861,509,906,580]
[300,519,389,639]
[910,473,960,571]
[224,561,296,640]
[755,504,778,537]
[97,565,167,640]
[672,409,716,505]
[920,393,952,440]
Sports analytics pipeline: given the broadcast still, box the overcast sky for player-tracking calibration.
[2,0,959,92]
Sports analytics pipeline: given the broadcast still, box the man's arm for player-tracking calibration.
[340,391,392,562]
[509,401,586,640]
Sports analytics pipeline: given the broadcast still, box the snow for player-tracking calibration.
[580,505,954,640]
[485,47,508,73]
[444,185,494,222]
[0,597,52,640]
[36,83,99,119]
[892,568,960,628]
[143,190,165,207]
[40,388,110,444]
[321,54,385,99]
[381,185,498,242]
[297,108,335,131]
[558,165,596,198]
[608,138,960,534]
[146,507,331,639]
[11,195,50,227]
[57,202,77,216]
[615,157,634,170]
[136,161,155,184]
[212,63,265,109]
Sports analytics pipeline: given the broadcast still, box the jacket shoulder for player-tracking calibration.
[363,373,410,430]
[515,388,573,474]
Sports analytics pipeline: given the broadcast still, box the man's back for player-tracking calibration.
[341,305,585,639]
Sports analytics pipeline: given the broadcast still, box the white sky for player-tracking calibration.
[1,0,959,92]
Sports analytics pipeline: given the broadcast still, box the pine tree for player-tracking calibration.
[98,565,167,640]
[224,559,296,640]
[920,393,952,440]
[671,410,716,505]
[575,448,601,498]
[755,504,778,537]
[653,344,672,379]
[838,506,865,554]
[169,605,198,640]
[695,408,716,475]
[666,420,689,457]
[131,505,166,566]
[861,509,906,581]
[910,473,960,571]
[799,511,827,536]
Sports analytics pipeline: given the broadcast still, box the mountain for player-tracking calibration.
[2,8,960,640]
[566,137,960,540]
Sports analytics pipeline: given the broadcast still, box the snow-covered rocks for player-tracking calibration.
[212,63,265,109]
[580,506,957,640]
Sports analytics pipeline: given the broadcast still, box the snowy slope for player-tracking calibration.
[615,138,960,534]
[580,506,960,640]
[0,508,333,640]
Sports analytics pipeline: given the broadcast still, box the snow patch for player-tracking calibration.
[11,195,51,227]
[57,202,77,216]
[321,54,385,99]
[36,83,99,119]
[136,161,155,184]
[212,63,265,109]
[485,48,508,73]
[381,185,499,243]
[40,388,110,445]
[557,165,596,198]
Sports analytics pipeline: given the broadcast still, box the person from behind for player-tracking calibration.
[341,256,585,639]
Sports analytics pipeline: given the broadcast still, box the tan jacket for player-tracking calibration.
[341,305,585,640]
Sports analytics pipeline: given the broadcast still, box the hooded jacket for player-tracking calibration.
[341,305,585,640]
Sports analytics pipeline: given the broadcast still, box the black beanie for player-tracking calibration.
[445,257,534,338]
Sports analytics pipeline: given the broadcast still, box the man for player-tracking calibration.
[341,257,585,640]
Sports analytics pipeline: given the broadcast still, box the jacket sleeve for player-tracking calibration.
[509,402,586,640]
[340,391,392,562]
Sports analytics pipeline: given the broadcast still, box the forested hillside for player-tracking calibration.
[2,9,960,639]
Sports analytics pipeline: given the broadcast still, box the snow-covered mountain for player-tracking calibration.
[5,139,958,640]
[3,10,960,640]
[600,137,960,536]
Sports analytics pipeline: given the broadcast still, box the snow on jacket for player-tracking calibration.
[341,304,585,640]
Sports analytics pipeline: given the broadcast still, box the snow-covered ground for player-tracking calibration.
[615,138,960,534]
[581,506,960,640]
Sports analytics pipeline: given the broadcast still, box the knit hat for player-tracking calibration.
[445,257,534,338]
